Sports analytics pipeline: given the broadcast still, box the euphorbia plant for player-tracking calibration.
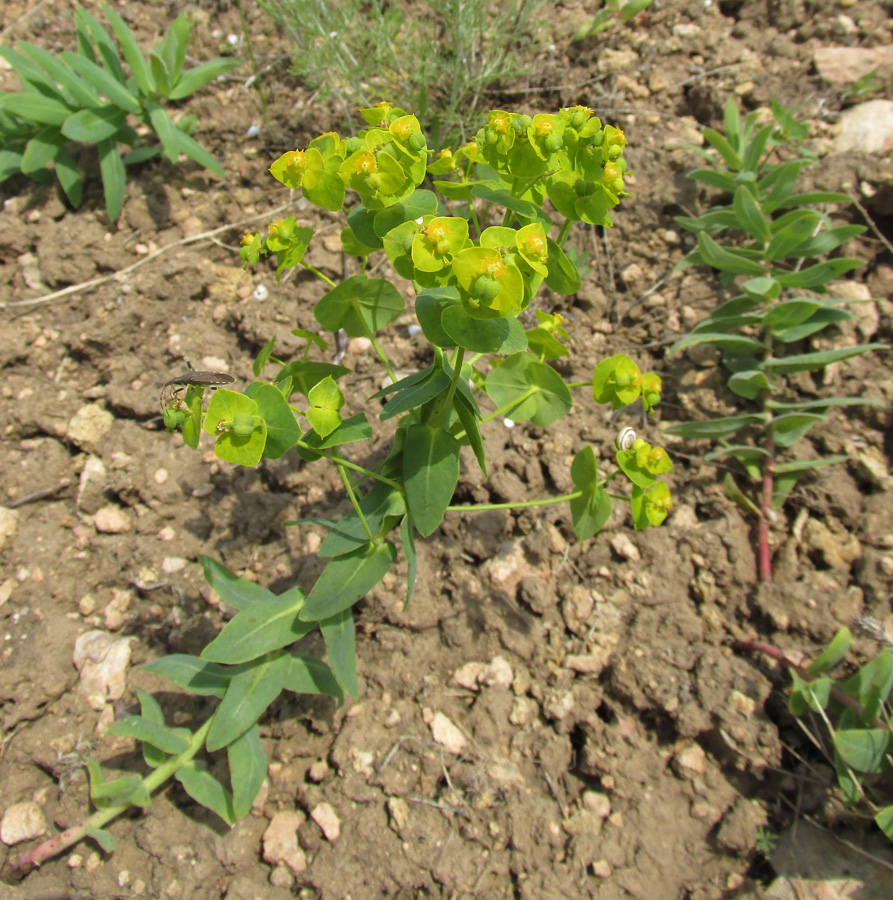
[10,103,672,875]
[667,98,886,581]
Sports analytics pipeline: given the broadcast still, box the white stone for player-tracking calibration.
[833,99,893,155]
[310,803,341,841]
[674,742,707,777]
[161,557,188,575]
[0,506,19,552]
[262,810,307,875]
[453,661,486,690]
[0,801,47,845]
[67,404,114,449]
[93,506,132,534]
[430,712,467,755]
[610,533,641,563]
[73,631,133,709]
[582,791,611,818]
[480,656,513,688]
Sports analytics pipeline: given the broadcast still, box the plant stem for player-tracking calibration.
[556,218,572,247]
[12,715,215,875]
[758,342,775,581]
[732,640,888,730]
[335,451,374,541]
[235,0,269,124]
[297,447,401,491]
[301,262,337,288]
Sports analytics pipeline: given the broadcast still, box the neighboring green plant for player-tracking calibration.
[754,826,778,855]
[840,69,884,106]
[10,102,672,874]
[0,4,240,222]
[736,626,893,843]
[575,0,654,40]
[666,98,886,580]
[257,0,543,145]
[10,556,342,875]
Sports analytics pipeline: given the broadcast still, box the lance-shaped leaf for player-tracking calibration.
[142,653,235,698]
[403,424,460,537]
[664,413,767,440]
[106,715,190,754]
[569,447,612,540]
[762,344,885,375]
[441,304,528,354]
[198,555,276,611]
[301,540,398,621]
[206,652,289,752]
[318,482,405,557]
[283,651,344,699]
[228,725,267,819]
[201,586,311,664]
[175,761,235,825]
[320,609,357,697]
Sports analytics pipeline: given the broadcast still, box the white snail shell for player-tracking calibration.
[614,426,636,451]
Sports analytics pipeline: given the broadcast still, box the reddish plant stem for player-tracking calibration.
[758,426,774,582]
[732,639,887,730]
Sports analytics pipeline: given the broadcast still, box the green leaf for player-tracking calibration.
[441,305,528,354]
[702,128,741,170]
[544,237,582,294]
[664,413,767,440]
[833,729,890,773]
[142,653,234,698]
[0,92,72,126]
[170,58,241,100]
[470,183,552,227]
[53,145,83,207]
[297,413,371,457]
[804,627,851,677]
[741,123,772,172]
[300,541,398,621]
[727,369,771,400]
[403,424,461,537]
[770,307,855,343]
[766,210,822,261]
[103,4,154,96]
[318,483,405,557]
[875,806,893,841]
[569,452,611,541]
[228,725,267,819]
[762,344,885,374]
[76,7,127,84]
[198,555,276,611]
[773,258,863,289]
[146,101,180,164]
[244,382,302,458]
[17,42,101,108]
[201,587,311,664]
[484,354,572,427]
[175,761,235,825]
[669,331,767,357]
[203,389,267,466]
[320,609,357,697]
[399,514,418,607]
[106,715,190,754]
[277,360,349,399]
[21,126,64,175]
[86,759,151,809]
[732,185,771,243]
[283,652,343,699]
[59,51,143,116]
[416,287,459,348]
[86,824,117,853]
[149,52,171,97]
[770,413,824,448]
[687,168,737,193]
[173,126,224,176]
[314,274,404,337]
[156,14,191,84]
[378,366,451,422]
[97,136,125,223]
[696,231,765,276]
[206,651,289,752]
[61,106,125,143]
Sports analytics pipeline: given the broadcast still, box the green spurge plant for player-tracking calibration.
[666,98,887,581]
[736,625,893,843]
[11,102,672,874]
[0,4,239,222]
